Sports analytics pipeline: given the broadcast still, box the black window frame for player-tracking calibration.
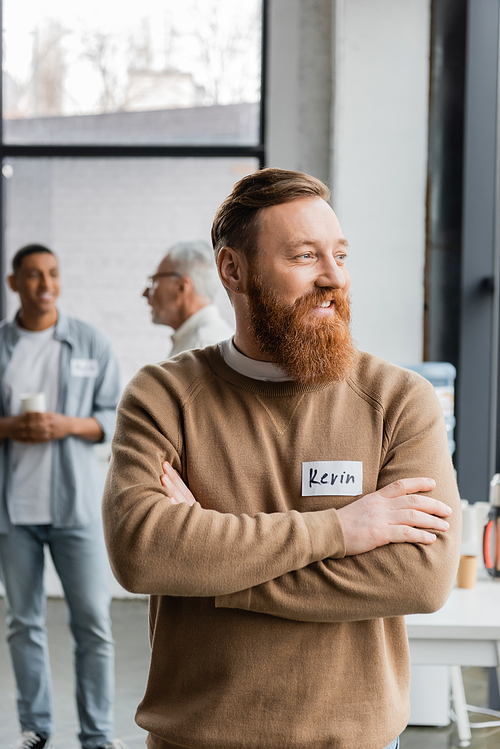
[455,0,500,504]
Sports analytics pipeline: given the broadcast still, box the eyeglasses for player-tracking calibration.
[145,272,181,290]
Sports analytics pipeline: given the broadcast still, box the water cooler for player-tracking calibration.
[404,362,456,455]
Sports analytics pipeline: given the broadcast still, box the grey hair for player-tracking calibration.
[165,240,220,301]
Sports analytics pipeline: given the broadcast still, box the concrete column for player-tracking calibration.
[266,0,332,183]
[331,0,431,363]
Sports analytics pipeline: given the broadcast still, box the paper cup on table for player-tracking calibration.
[457,554,478,589]
[20,392,46,413]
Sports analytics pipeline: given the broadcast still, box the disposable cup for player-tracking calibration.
[456,554,478,589]
[20,392,46,413]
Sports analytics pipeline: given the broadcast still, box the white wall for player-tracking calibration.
[267,0,431,364]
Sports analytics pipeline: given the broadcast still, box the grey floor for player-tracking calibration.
[0,598,499,749]
[403,668,500,748]
[0,598,150,749]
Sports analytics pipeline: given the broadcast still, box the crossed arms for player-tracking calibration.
[102,363,461,624]
[163,463,450,554]
[161,464,456,621]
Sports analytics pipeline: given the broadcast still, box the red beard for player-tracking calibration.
[246,274,357,384]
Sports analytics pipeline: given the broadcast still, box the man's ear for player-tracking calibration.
[7,274,17,293]
[175,275,192,297]
[218,246,247,294]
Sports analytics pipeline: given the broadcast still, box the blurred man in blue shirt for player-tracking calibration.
[0,244,124,749]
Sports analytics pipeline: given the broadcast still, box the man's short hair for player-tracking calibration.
[12,244,56,274]
[166,240,220,301]
[211,168,330,263]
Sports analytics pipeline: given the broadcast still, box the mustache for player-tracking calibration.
[291,287,351,319]
[246,269,351,321]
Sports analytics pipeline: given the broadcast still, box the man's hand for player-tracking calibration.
[337,477,452,556]
[8,412,73,443]
[0,413,104,443]
[161,462,197,505]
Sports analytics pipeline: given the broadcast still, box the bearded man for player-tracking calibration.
[102,169,460,749]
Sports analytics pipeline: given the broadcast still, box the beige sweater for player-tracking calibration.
[102,346,461,749]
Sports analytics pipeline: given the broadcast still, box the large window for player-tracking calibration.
[1,0,265,382]
[3,0,262,145]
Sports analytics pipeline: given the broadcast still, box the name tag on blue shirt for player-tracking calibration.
[70,358,99,378]
[302,461,363,496]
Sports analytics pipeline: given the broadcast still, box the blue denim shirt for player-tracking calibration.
[0,311,121,531]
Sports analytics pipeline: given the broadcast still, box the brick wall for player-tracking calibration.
[4,156,252,385]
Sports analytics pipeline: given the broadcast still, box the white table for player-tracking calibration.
[406,579,500,746]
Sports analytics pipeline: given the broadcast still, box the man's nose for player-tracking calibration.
[142,287,149,299]
[315,258,346,289]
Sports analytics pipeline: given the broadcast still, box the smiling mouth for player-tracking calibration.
[318,301,333,308]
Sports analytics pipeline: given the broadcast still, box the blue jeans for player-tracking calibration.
[0,522,114,748]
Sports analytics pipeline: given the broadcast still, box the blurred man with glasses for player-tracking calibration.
[143,240,233,357]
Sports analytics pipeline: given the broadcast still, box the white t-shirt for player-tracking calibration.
[3,325,61,524]
[219,338,291,382]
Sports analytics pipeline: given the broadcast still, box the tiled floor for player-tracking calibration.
[0,597,499,748]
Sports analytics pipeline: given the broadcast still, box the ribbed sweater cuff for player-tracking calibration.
[304,507,346,562]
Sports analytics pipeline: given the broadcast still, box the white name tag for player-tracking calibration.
[70,358,99,378]
[302,461,363,496]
